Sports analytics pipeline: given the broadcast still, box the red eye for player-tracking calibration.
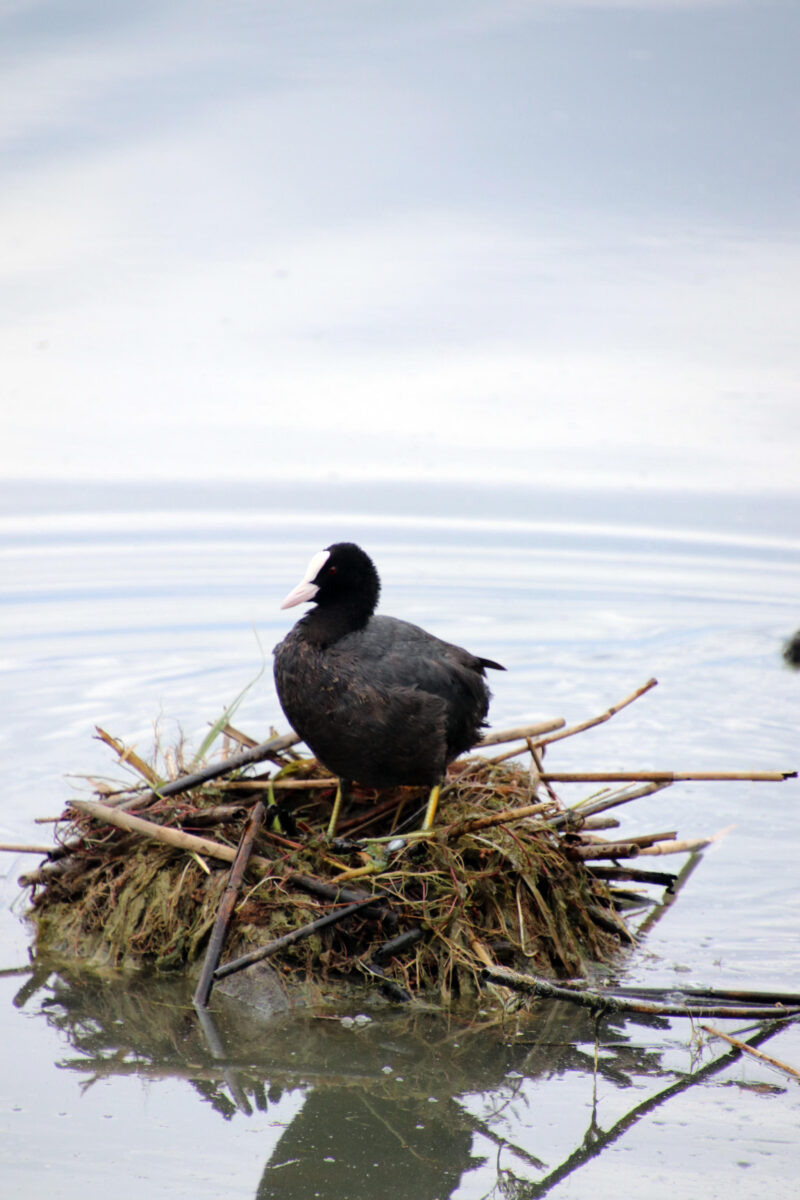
[328,566,338,575]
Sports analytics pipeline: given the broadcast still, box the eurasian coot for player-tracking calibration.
[273,542,504,836]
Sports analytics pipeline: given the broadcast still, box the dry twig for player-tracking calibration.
[490,678,659,764]
[213,897,378,981]
[700,1025,800,1080]
[193,801,266,1008]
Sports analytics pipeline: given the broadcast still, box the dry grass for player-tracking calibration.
[26,729,633,1002]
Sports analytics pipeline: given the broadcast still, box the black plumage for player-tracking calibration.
[273,543,504,797]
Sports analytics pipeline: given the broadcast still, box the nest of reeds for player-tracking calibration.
[27,762,621,1000]
[21,679,792,1011]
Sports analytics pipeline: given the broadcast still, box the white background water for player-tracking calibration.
[1,2,799,1197]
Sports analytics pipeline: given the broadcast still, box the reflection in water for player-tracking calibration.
[258,1090,474,1200]
[12,965,792,1200]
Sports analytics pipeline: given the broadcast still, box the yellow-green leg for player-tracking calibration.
[421,783,442,831]
[327,778,350,840]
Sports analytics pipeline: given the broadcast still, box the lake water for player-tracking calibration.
[2,0,800,1196]
[1,480,799,1199]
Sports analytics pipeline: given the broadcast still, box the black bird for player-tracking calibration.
[273,542,504,837]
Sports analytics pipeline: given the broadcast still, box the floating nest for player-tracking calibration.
[21,679,788,1011]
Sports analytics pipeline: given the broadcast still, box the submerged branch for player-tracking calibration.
[613,984,800,1007]
[700,1024,800,1082]
[481,966,800,1019]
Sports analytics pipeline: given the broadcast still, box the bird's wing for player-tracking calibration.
[329,616,492,723]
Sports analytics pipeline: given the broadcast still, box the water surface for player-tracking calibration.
[2,481,799,1199]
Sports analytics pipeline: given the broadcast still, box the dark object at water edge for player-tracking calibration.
[782,629,800,667]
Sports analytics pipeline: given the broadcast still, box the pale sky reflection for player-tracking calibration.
[1,1,798,495]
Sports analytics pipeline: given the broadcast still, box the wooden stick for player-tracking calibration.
[486,681,657,765]
[612,830,676,847]
[475,718,565,747]
[339,794,411,835]
[637,838,710,857]
[546,782,674,832]
[613,984,800,1007]
[218,778,333,790]
[287,874,391,917]
[0,843,57,855]
[94,727,163,786]
[482,966,800,1019]
[358,960,412,1003]
[19,860,72,887]
[469,936,497,968]
[219,724,259,749]
[638,828,732,855]
[700,1025,800,1080]
[213,897,377,980]
[113,731,302,811]
[371,927,425,964]
[352,828,435,846]
[530,678,660,748]
[526,740,561,807]
[70,798,268,866]
[585,902,637,943]
[486,741,548,766]
[444,800,556,838]
[570,842,641,860]
[179,804,248,827]
[578,828,729,862]
[541,770,796,783]
[193,801,265,1009]
[64,798,391,918]
[68,798,343,874]
[588,866,677,887]
[329,862,384,885]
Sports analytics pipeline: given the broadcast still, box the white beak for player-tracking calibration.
[279,549,330,610]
